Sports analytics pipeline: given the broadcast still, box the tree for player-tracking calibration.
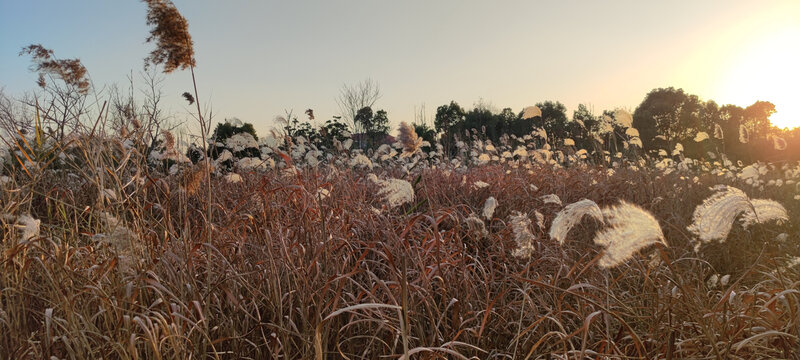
[573,104,597,133]
[463,106,499,142]
[412,103,436,147]
[496,107,518,137]
[743,101,776,140]
[353,106,389,149]
[434,101,466,133]
[413,122,436,147]
[535,101,569,143]
[570,104,598,150]
[632,87,702,150]
[369,109,390,146]
[434,101,466,154]
[318,117,351,150]
[336,78,381,141]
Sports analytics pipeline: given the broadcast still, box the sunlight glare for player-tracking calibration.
[716,26,800,129]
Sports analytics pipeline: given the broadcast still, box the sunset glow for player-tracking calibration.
[714,26,800,129]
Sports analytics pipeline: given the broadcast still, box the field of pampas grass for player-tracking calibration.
[1,1,799,358]
[2,133,799,358]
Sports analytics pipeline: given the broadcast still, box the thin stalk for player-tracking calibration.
[189,63,212,244]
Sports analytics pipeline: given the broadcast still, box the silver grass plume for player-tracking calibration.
[592,201,666,268]
[740,198,789,229]
[772,135,787,151]
[549,199,604,245]
[613,109,633,128]
[482,196,497,220]
[688,185,789,245]
[367,174,415,209]
[539,194,562,206]
[739,125,749,144]
[521,106,542,119]
[694,132,709,142]
[687,186,751,243]
[510,212,536,258]
[534,210,545,229]
[714,123,724,139]
[464,213,488,239]
[397,121,423,158]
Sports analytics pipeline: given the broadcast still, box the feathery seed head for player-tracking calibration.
[687,186,751,243]
[143,0,195,73]
[397,122,423,157]
[510,212,536,258]
[368,174,415,208]
[694,132,709,142]
[482,196,497,220]
[593,201,665,268]
[739,125,749,144]
[539,194,562,206]
[549,199,604,245]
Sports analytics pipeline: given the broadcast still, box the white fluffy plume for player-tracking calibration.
[592,201,666,268]
[772,135,787,151]
[740,199,789,229]
[368,174,415,209]
[521,106,542,119]
[539,194,562,206]
[397,122,423,157]
[14,215,41,243]
[714,123,724,139]
[482,196,498,220]
[687,186,789,244]
[687,186,751,242]
[613,109,633,128]
[549,199,604,245]
[739,125,749,144]
[694,132,709,142]
[510,212,536,258]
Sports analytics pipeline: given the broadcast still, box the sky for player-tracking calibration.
[1,0,799,135]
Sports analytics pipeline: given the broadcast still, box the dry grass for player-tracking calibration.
[1,142,799,359]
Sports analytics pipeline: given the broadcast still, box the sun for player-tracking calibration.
[715,26,800,129]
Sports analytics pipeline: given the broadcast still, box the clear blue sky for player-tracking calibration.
[2,0,798,132]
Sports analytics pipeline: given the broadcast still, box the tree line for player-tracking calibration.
[281,86,798,164]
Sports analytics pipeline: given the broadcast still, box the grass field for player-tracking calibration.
[1,1,798,358]
[1,130,799,359]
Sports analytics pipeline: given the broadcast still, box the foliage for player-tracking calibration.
[353,106,390,149]
[535,100,569,143]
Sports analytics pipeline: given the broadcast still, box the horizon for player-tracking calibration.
[1,0,798,135]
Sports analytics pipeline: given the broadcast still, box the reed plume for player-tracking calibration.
[739,125,749,144]
[143,0,195,72]
[397,122,422,157]
[521,106,541,119]
[694,132,709,142]
[482,196,497,220]
[772,135,787,151]
[509,212,536,258]
[368,174,414,209]
[687,186,751,243]
[19,44,90,94]
[539,194,562,206]
[740,199,789,229]
[182,91,195,105]
[592,201,665,268]
[714,123,724,139]
[687,185,789,246]
[613,109,633,128]
[549,199,604,245]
